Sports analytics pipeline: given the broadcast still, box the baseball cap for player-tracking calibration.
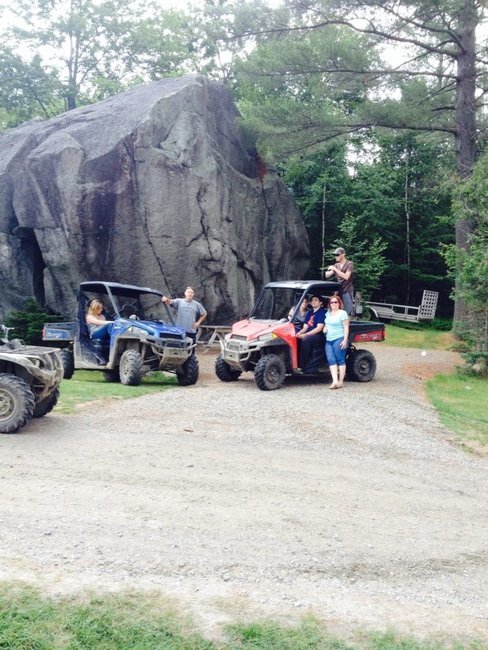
[333,247,345,255]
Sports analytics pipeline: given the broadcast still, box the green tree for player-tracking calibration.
[0,47,63,127]
[332,212,388,301]
[235,0,487,323]
[446,154,488,369]
[0,0,193,113]
[4,299,63,345]
[187,0,287,84]
[283,145,351,276]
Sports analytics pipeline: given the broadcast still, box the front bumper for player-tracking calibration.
[221,337,262,369]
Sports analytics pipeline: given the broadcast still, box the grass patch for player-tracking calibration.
[56,370,177,414]
[426,373,488,452]
[384,324,454,350]
[0,584,483,649]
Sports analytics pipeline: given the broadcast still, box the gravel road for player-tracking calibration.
[0,345,487,643]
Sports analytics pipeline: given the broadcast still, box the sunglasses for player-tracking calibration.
[329,300,339,304]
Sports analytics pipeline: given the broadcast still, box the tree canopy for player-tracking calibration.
[1,0,487,335]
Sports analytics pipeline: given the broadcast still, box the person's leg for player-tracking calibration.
[300,335,312,370]
[325,340,339,388]
[332,339,347,388]
[304,333,324,372]
[342,292,354,316]
[329,364,339,387]
[335,339,348,387]
[90,322,112,340]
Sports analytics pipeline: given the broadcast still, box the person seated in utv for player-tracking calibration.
[85,299,113,340]
[288,296,311,326]
[296,295,326,373]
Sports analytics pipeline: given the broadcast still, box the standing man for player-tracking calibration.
[324,247,355,315]
[161,286,207,344]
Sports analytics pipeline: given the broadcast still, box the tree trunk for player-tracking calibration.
[453,1,478,323]
[404,156,411,305]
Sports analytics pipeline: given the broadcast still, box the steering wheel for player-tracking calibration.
[119,303,138,318]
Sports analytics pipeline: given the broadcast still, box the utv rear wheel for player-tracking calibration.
[59,349,75,379]
[119,350,144,386]
[215,355,241,382]
[33,388,59,418]
[0,373,35,433]
[346,349,376,382]
[254,354,286,391]
[176,355,199,386]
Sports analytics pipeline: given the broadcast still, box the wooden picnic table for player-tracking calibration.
[196,325,232,350]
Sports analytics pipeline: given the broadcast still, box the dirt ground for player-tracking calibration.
[0,345,487,644]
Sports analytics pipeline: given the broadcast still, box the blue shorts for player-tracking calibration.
[325,337,347,366]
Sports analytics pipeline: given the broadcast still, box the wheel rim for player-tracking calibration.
[266,363,281,383]
[358,359,371,375]
[0,388,14,420]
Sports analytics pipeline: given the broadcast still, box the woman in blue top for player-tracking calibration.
[324,295,350,389]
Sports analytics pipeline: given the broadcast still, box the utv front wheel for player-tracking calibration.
[346,349,376,382]
[215,355,242,382]
[0,373,35,433]
[254,354,286,391]
[33,388,60,418]
[59,349,75,379]
[176,355,199,386]
[119,350,144,386]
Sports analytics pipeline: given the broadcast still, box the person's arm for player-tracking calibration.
[161,295,174,305]
[325,267,336,278]
[194,309,207,329]
[308,322,324,335]
[333,262,353,282]
[296,322,309,338]
[340,317,350,349]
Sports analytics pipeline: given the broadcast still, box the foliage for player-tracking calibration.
[0,47,63,127]
[282,132,454,309]
[234,0,486,325]
[236,21,378,158]
[235,0,487,162]
[0,0,196,116]
[57,370,177,413]
[331,212,388,300]
[340,133,454,308]
[445,153,488,365]
[283,146,351,275]
[3,299,63,345]
[187,0,281,85]
[426,373,488,452]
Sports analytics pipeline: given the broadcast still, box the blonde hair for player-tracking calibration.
[87,299,104,315]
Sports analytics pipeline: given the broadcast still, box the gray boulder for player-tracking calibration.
[0,75,309,323]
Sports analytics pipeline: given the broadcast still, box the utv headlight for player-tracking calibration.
[257,332,276,342]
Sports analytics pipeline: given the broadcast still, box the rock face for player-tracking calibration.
[0,75,309,323]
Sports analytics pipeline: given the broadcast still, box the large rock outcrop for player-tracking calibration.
[0,75,309,323]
